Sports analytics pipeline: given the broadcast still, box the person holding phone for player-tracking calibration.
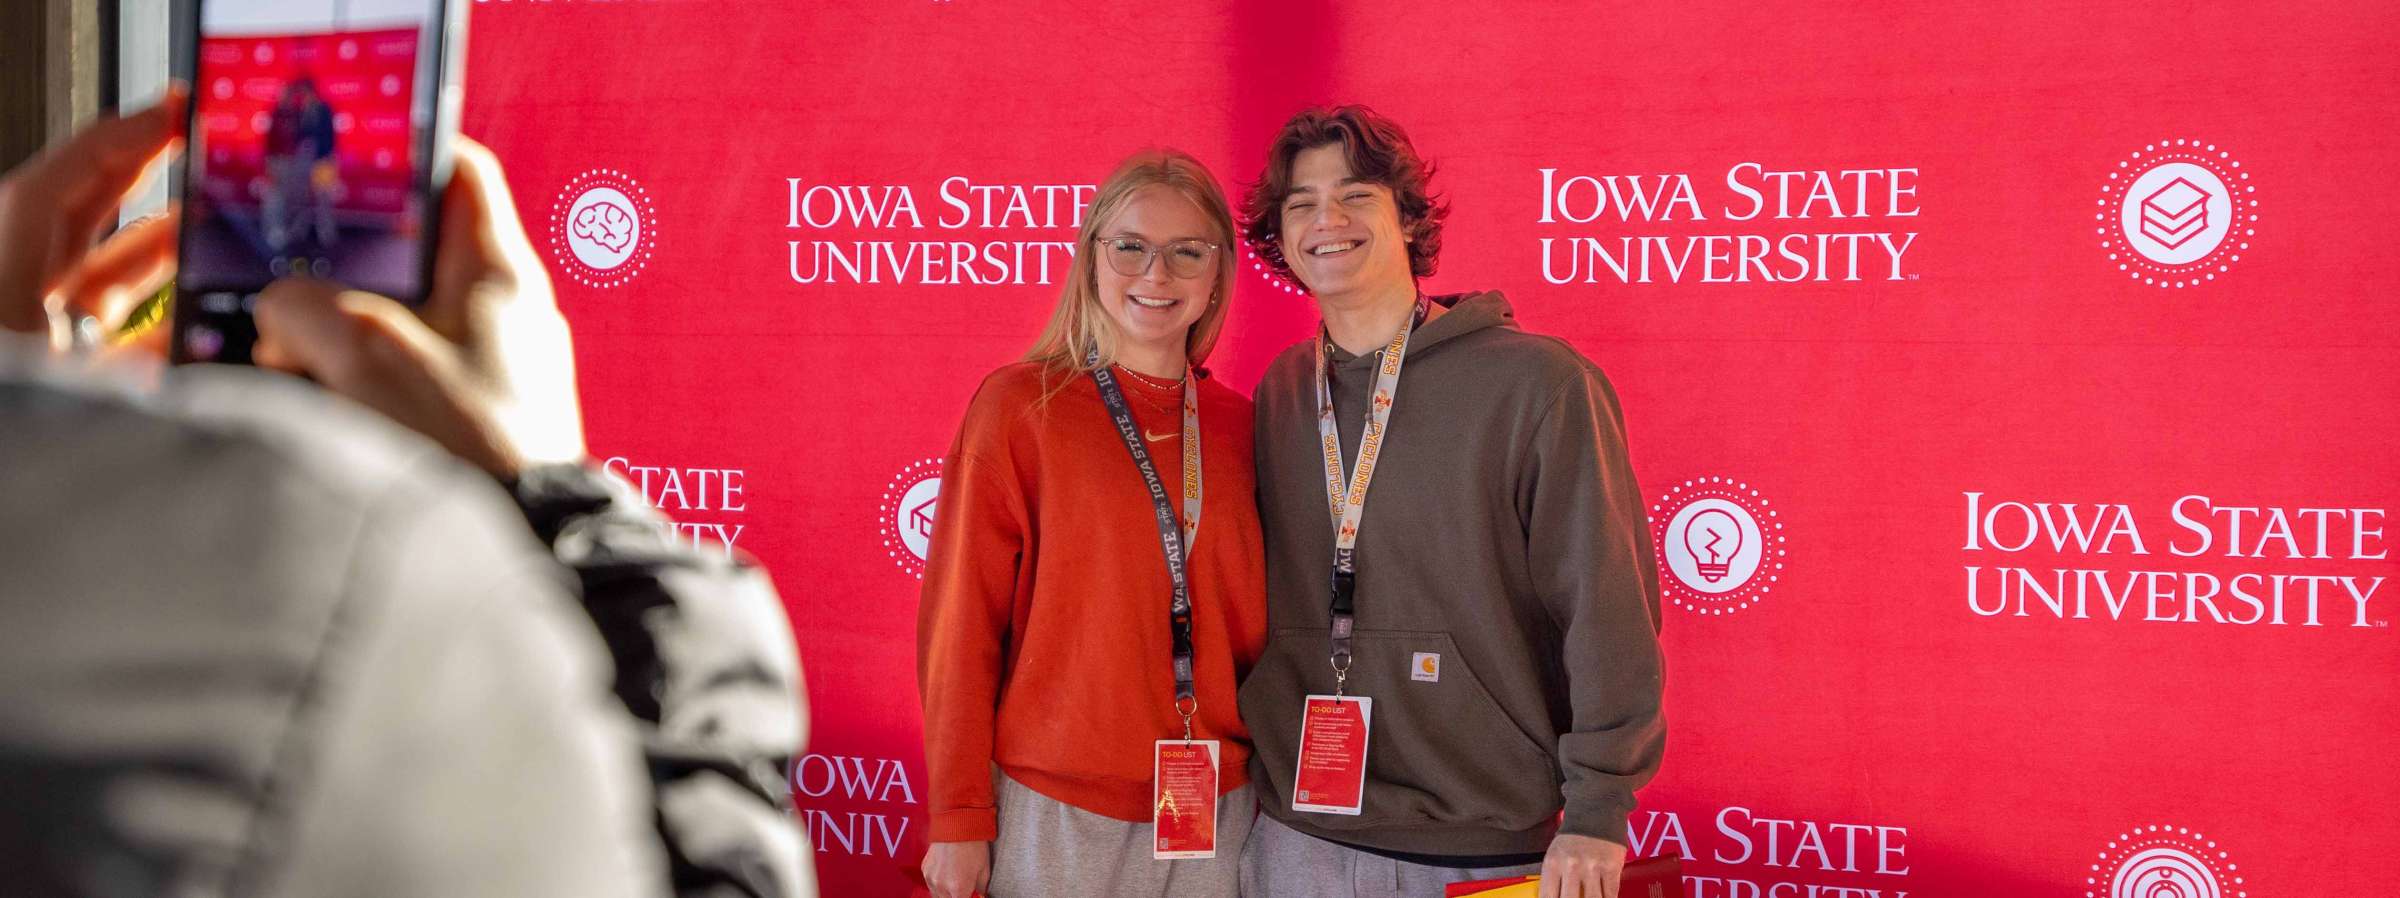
[0,92,811,898]
[916,149,1266,898]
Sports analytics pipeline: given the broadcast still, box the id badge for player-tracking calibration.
[1153,739,1220,859]
[1290,694,1371,815]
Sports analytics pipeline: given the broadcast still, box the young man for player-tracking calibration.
[1235,106,1664,898]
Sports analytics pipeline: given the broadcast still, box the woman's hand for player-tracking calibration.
[920,839,992,898]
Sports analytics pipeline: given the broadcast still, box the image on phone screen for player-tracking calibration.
[175,0,449,364]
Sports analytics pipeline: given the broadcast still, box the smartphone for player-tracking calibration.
[171,0,466,365]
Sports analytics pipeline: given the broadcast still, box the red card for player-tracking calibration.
[1291,694,1372,815]
[1153,739,1220,859]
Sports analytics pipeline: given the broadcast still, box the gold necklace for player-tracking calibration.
[1108,367,1181,419]
[1114,363,1187,392]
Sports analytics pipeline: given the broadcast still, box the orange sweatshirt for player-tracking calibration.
[918,361,1268,843]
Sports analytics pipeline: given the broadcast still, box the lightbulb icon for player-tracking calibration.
[1650,478,1785,614]
[1685,508,1741,583]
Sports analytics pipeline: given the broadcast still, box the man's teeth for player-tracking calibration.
[1311,242,1357,256]
[1131,295,1175,309]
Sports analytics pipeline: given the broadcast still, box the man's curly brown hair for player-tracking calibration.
[1241,105,1447,287]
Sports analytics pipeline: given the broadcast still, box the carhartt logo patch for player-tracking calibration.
[1411,652,1440,683]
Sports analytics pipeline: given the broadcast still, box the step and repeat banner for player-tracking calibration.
[458,1,2398,894]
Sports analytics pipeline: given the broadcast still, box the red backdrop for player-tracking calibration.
[460,2,2400,895]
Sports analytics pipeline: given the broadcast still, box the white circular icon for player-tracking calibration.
[1664,499,1763,594]
[896,477,942,562]
[566,187,641,272]
[1648,477,1787,616]
[2088,824,2242,898]
[2119,163,2232,265]
[549,170,656,289]
[881,459,945,579]
[2110,848,2220,898]
[2094,140,2256,288]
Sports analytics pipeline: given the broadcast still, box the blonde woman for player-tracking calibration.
[917,150,1266,898]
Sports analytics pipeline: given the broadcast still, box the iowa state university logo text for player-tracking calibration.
[1536,163,1922,286]
[600,456,747,556]
[782,177,1093,287]
[1960,492,2390,630]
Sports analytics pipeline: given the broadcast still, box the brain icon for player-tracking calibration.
[572,201,636,254]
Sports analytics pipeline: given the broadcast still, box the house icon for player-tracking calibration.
[907,496,936,540]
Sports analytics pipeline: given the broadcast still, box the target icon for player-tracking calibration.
[2117,848,2216,898]
[2088,825,2242,898]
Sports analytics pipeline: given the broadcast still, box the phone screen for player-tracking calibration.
[174,0,454,364]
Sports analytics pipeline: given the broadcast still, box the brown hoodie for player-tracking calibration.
[1239,290,1664,859]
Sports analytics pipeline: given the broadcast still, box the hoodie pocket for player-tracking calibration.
[1241,626,1560,833]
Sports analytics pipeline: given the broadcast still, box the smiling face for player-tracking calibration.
[1277,143,1417,306]
[1094,185,1221,362]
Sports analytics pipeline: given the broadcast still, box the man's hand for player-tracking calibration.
[919,839,991,898]
[0,87,184,351]
[254,138,586,479]
[1539,832,1627,898]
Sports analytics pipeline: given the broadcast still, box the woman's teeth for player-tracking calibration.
[1131,294,1176,309]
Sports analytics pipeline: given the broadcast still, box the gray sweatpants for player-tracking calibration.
[987,773,1256,898]
[1239,811,1544,898]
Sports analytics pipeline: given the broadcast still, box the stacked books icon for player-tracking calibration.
[2139,177,2213,250]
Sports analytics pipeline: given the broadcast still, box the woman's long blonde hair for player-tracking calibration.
[1025,149,1238,393]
